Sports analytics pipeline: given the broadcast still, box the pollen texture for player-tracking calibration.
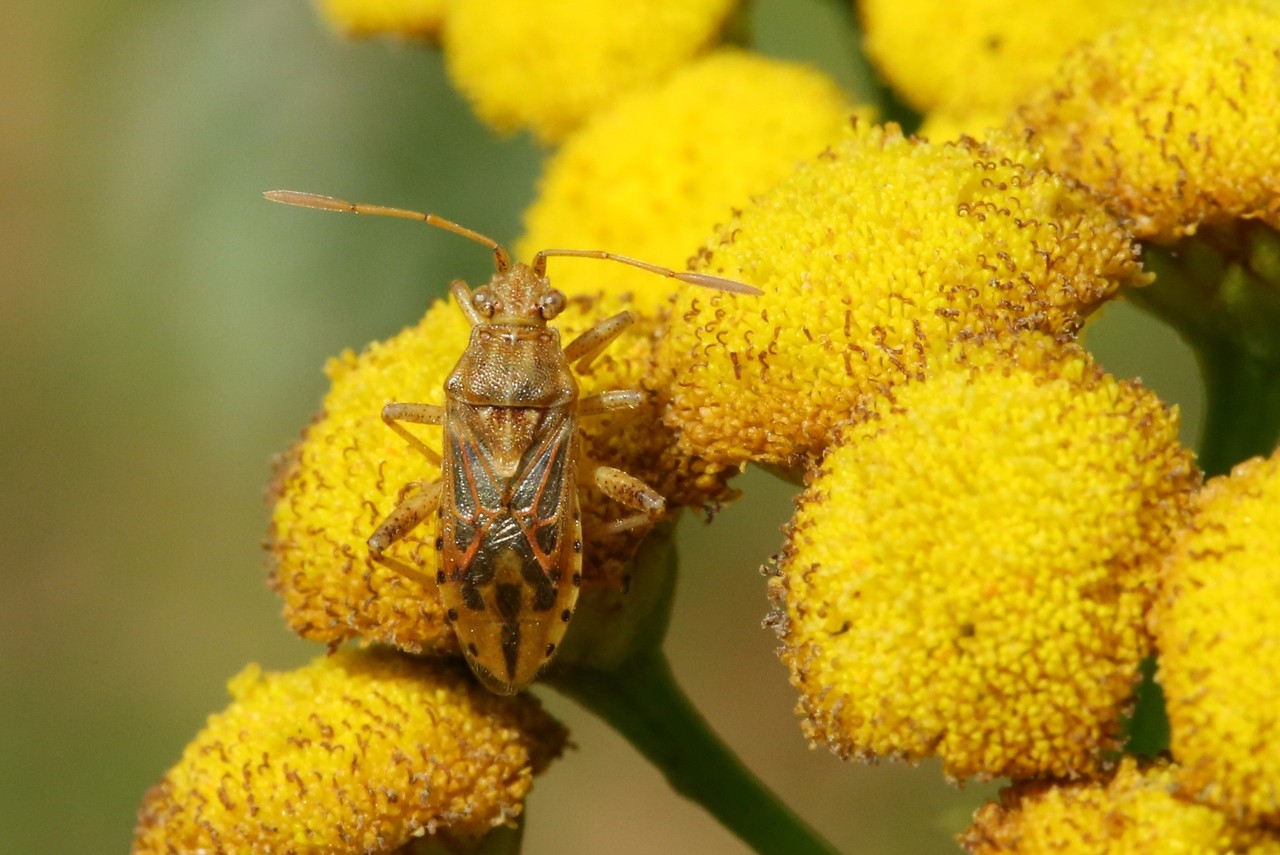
[132,649,567,854]
[773,339,1197,780]
[657,121,1146,466]
[1017,0,1280,242]
[269,293,736,651]
[1155,451,1280,824]
[443,0,736,143]
[315,0,447,39]
[269,299,467,653]
[960,758,1280,854]
[860,0,1139,118]
[518,50,854,314]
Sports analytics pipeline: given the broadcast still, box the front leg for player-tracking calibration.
[563,311,633,371]
[368,480,443,588]
[449,278,484,326]
[381,401,445,466]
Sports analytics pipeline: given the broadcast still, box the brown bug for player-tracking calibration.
[266,190,758,694]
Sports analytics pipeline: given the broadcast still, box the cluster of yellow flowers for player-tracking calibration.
[848,0,1280,848]
[137,3,870,850]
[135,0,1280,851]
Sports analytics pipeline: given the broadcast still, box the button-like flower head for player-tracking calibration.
[444,0,737,143]
[657,122,1147,466]
[132,649,566,853]
[772,338,1197,780]
[960,758,1280,853]
[1155,451,1280,824]
[1018,0,1280,242]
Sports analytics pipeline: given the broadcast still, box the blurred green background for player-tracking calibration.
[1,0,1201,852]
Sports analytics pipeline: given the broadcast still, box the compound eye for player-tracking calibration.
[539,290,567,319]
[472,290,497,316]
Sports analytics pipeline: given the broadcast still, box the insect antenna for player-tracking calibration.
[532,248,762,296]
[264,190,512,272]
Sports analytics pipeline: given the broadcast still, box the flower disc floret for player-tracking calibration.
[517,50,854,314]
[443,0,736,143]
[960,758,1280,853]
[132,649,567,854]
[861,0,1139,118]
[315,0,447,39]
[657,122,1146,466]
[773,339,1197,780]
[269,292,734,651]
[1017,0,1280,242]
[1155,451,1280,824]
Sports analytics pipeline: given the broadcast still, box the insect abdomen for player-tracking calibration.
[439,402,580,694]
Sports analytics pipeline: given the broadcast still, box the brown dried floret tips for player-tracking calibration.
[131,649,567,854]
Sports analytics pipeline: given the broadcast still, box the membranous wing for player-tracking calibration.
[437,401,582,694]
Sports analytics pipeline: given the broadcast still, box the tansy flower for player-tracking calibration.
[771,337,1197,780]
[132,649,566,854]
[315,0,448,40]
[517,50,856,314]
[269,291,735,653]
[443,0,737,143]
[1016,0,1280,243]
[959,758,1280,853]
[1154,451,1280,824]
[859,0,1142,119]
[656,121,1146,467]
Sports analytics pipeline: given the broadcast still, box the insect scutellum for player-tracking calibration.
[267,189,758,694]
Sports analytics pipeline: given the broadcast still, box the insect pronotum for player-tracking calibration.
[267,190,759,694]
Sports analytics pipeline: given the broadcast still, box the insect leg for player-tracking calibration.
[368,480,444,588]
[578,389,643,417]
[589,465,666,536]
[562,311,633,371]
[449,279,484,326]
[381,402,445,466]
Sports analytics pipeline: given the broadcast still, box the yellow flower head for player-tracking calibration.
[860,0,1141,117]
[316,0,447,39]
[443,0,736,143]
[269,291,734,653]
[1017,0,1280,242]
[656,121,1146,466]
[517,50,855,315]
[772,338,1197,780]
[959,758,1280,854]
[132,649,566,854]
[1155,451,1280,824]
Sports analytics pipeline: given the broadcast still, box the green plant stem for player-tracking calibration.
[549,649,839,855]
[1136,231,1280,477]
[1195,339,1280,477]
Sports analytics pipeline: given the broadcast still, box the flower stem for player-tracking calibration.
[1195,339,1280,477]
[1136,227,1280,477]
[548,649,839,855]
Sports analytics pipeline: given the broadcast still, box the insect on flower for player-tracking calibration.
[265,190,759,694]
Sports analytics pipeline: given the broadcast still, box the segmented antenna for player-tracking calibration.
[264,190,512,272]
[532,248,762,296]
[265,190,761,296]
